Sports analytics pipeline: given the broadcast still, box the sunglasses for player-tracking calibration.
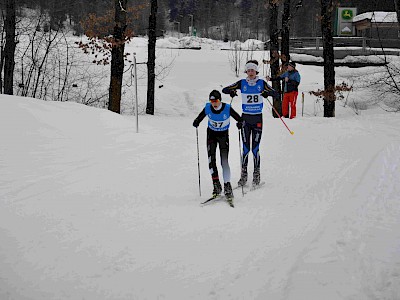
[210,98,220,103]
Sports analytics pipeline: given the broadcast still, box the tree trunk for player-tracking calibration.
[4,0,16,95]
[269,0,281,117]
[394,0,400,36]
[108,0,127,114]
[281,0,290,64]
[320,0,335,117]
[146,0,157,115]
[281,0,291,116]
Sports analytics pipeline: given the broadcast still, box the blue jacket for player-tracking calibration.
[271,70,301,93]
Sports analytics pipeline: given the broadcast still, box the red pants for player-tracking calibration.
[282,91,298,119]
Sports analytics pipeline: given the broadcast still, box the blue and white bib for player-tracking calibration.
[205,103,231,131]
[240,79,264,114]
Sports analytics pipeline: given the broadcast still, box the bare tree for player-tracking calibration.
[146,0,157,115]
[394,0,400,36]
[228,40,245,77]
[320,0,335,117]
[3,0,16,95]
[108,0,128,114]
[14,11,76,103]
[268,0,282,117]
[0,12,5,93]
[281,0,290,64]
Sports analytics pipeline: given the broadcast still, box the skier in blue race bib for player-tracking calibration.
[222,60,279,187]
[193,90,242,199]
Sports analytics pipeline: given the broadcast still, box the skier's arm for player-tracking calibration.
[222,80,242,98]
[230,107,242,123]
[268,71,286,82]
[261,81,280,99]
[230,107,243,129]
[193,109,206,127]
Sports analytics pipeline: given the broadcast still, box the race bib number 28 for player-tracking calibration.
[246,94,260,103]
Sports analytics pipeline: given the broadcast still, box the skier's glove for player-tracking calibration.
[229,90,238,98]
[261,90,269,98]
[193,119,200,128]
[236,121,243,129]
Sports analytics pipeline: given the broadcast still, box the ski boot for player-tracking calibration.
[224,182,234,207]
[224,182,233,198]
[237,168,248,187]
[252,168,260,186]
[212,180,222,197]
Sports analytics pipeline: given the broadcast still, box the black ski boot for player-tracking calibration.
[212,180,222,196]
[253,168,260,186]
[224,182,234,207]
[237,168,248,187]
[224,182,233,198]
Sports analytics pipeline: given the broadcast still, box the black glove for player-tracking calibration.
[229,90,237,98]
[261,90,269,98]
[193,119,200,128]
[236,121,243,129]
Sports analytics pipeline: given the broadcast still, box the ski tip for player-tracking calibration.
[226,197,234,207]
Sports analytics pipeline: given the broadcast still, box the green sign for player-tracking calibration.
[336,7,357,36]
[341,9,353,20]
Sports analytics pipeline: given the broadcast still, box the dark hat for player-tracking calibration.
[209,90,221,101]
[246,59,259,66]
[287,61,296,68]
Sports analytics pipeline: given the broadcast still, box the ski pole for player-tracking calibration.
[265,98,294,135]
[196,128,202,196]
[238,128,244,197]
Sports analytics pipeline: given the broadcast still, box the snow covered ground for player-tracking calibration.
[1,36,400,299]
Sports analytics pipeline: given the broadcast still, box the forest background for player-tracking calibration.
[3,0,396,40]
[0,0,399,117]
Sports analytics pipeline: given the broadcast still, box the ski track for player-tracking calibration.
[284,141,400,300]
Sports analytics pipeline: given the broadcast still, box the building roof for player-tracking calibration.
[353,11,398,23]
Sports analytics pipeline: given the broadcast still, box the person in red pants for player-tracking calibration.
[267,61,301,119]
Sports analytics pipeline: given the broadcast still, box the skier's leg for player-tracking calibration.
[207,132,222,194]
[241,121,251,169]
[238,121,251,186]
[251,122,263,185]
[218,132,230,183]
[218,133,234,198]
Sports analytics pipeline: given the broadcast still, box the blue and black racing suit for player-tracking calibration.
[222,78,279,173]
[193,102,241,184]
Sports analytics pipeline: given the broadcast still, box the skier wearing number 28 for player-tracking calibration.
[222,60,279,187]
[193,90,242,199]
